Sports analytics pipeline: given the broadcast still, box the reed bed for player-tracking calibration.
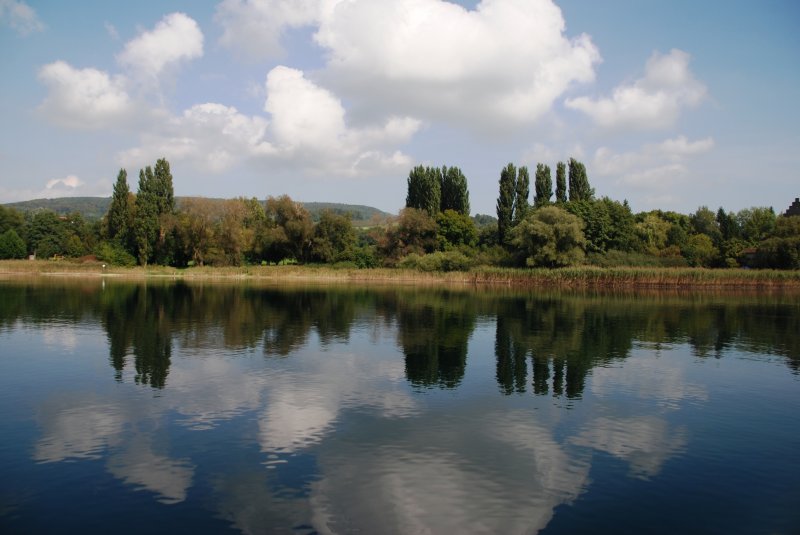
[1,259,799,289]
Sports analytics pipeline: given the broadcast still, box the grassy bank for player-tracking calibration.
[1,259,799,289]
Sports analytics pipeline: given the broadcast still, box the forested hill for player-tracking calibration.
[3,197,393,226]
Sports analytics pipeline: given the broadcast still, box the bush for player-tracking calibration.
[398,251,473,272]
[0,229,26,259]
[95,241,137,266]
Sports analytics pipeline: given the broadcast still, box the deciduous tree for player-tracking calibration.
[555,161,567,203]
[496,163,516,244]
[510,205,586,267]
[534,163,552,207]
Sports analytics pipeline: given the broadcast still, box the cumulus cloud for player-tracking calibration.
[121,66,420,178]
[216,0,600,129]
[320,0,599,128]
[46,174,84,190]
[37,61,134,128]
[566,49,706,129]
[117,12,203,83]
[119,103,275,173]
[0,0,44,34]
[215,0,322,59]
[593,135,714,195]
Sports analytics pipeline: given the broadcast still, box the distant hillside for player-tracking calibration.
[3,197,393,226]
[5,197,112,220]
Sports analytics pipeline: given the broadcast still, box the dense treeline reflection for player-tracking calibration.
[0,281,797,395]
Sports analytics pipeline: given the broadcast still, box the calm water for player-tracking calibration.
[0,279,798,534]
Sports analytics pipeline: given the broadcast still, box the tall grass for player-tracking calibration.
[2,259,799,289]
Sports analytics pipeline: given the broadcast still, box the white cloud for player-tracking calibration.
[104,21,120,40]
[566,49,706,129]
[591,135,713,207]
[0,0,43,34]
[215,0,600,130]
[46,174,83,190]
[117,12,203,83]
[316,0,600,129]
[37,61,134,129]
[215,0,322,59]
[570,416,688,479]
[119,103,275,173]
[120,66,420,178]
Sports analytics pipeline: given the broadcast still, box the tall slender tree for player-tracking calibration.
[496,163,516,244]
[514,166,530,224]
[133,158,176,265]
[568,158,594,202]
[107,169,131,244]
[406,165,442,216]
[440,166,470,215]
[534,163,553,207]
[134,166,158,265]
[555,161,567,203]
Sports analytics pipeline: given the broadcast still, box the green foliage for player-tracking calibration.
[568,158,593,202]
[25,210,69,258]
[691,206,721,245]
[510,205,586,267]
[555,161,567,203]
[737,207,776,244]
[683,233,718,267]
[436,209,477,250]
[134,166,158,265]
[262,195,314,263]
[588,249,687,268]
[0,205,24,235]
[496,163,516,244]
[513,166,530,224]
[311,210,356,263]
[0,229,26,259]
[398,250,473,272]
[440,166,470,215]
[132,159,176,265]
[95,241,137,266]
[716,207,740,241]
[534,163,552,207]
[406,165,442,216]
[107,169,131,244]
[567,198,638,254]
[756,216,800,269]
[635,212,671,255]
[380,208,438,262]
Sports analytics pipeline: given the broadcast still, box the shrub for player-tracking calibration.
[95,241,137,266]
[398,250,473,272]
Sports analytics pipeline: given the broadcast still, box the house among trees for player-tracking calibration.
[784,198,800,217]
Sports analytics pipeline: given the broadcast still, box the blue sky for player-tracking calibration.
[1,0,798,216]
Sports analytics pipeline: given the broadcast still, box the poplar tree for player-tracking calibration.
[440,166,470,215]
[406,165,441,216]
[134,166,158,265]
[568,158,594,202]
[555,162,567,203]
[107,169,131,244]
[514,166,530,224]
[496,163,516,244]
[534,163,553,207]
[133,158,176,265]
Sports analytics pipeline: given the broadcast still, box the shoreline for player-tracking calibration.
[2,259,800,290]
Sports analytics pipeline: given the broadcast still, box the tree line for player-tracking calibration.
[0,157,797,269]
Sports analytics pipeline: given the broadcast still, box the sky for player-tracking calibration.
[1,0,798,216]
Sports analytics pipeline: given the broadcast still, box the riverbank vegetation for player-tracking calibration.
[1,158,798,275]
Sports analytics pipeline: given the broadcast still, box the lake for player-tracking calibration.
[0,278,798,534]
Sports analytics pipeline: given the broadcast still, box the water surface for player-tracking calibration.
[0,279,798,534]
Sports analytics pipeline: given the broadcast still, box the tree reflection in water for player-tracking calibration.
[0,281,797,395]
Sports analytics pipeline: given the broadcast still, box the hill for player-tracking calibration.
[3,197,393,227]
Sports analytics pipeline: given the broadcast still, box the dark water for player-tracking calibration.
[0,279,798,534]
